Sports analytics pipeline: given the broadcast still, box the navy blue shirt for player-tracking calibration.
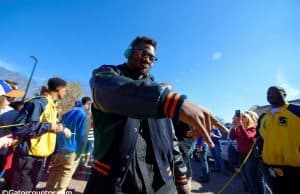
[211,128,222,146]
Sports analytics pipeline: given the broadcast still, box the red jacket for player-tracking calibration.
[229,126,256,153]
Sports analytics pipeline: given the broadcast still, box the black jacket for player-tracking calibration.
[89,64,187,187]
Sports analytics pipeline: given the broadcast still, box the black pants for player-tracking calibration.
[273,167,300,194]
[11,155,45,190]
[84,170,177,194]
[179,140,193,178]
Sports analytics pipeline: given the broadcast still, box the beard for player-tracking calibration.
[138,67,150,75]
[127,65,151,79]
[268,97,285,107]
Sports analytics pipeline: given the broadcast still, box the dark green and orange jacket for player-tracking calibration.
[257,103,300,167]
[90,64,188,187]
[12,95,58,157]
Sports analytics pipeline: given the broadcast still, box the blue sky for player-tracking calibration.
[1,0,300,122]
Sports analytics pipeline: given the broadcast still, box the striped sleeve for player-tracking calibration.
[159,89,187,120]
[172,127,188,186]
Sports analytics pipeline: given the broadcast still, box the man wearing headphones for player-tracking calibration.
[257,86,300,194]
[85,36,224,194]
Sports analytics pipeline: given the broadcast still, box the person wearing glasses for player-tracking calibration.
[84,36,224,194]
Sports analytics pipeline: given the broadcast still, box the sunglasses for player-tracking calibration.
[134,49,158,62]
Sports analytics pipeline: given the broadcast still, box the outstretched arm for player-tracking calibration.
[91,65,223,147]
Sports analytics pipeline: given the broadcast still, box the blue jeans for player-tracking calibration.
[199,143,209,180]
[188,139,197,157]
[210,144,226,172]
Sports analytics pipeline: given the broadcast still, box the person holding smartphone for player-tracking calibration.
[229,110,265,194]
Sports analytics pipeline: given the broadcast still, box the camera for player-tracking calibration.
[235,110,241,117]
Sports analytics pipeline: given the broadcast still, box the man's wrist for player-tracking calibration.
[58,123,64,132]
[160,89,187,119]
[52,123,64,133]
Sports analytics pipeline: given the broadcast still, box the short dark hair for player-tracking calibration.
[47,77,67,92]
[82,96,92,105]
[131,36,157,49]
[40,85,48,95]
[268,86,287,97]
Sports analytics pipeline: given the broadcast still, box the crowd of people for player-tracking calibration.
[190,85,300,194]
[0,36,299,194]
[0,78,94,193]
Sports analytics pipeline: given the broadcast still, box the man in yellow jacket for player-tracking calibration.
[258,86,300,194]
[11,77,71,190]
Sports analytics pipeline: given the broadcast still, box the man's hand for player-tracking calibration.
[214,121,229,134]
[0,134,14,148]
[63,127,72,138]
[177,184,192,194]
[50,123,64,133]
[232,116,241,128]
[179,100,220,147]
[196,146,203,152]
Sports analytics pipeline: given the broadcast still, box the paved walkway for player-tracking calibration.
[1,160,247,194]
[38,159,246,194]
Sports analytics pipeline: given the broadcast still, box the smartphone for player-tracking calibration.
[235,110,241,117]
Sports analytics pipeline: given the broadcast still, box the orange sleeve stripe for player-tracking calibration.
[92,164,109,176]
[94,160,111,170]
[175,178,187,183]
[176,175,187,179]
[163,92,174,116]
[169,94,180,117]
